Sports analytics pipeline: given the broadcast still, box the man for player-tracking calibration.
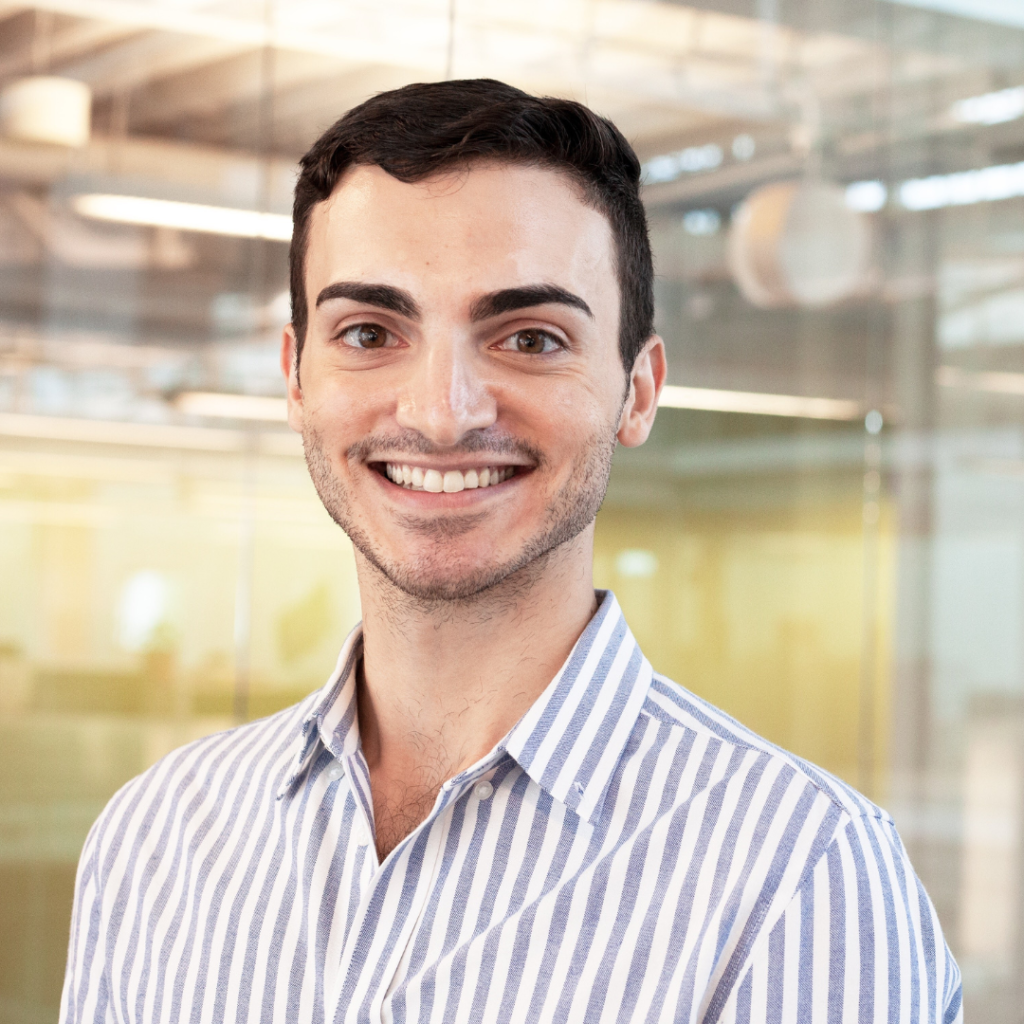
[62,80,960,1024]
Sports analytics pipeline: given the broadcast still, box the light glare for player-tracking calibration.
[175,392,289,421]
[643,144,724,185]
[117,571,168,651]
[899,161,1024,210]
[845,180,888,212]
[682,209,721,236]
[658,385,860,420]
[952,85,1024,125]
[615,550,658,578]
[73,194,293,241]
[937,365,1024,395]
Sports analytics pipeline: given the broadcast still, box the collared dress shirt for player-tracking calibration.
[62,592,961,1024]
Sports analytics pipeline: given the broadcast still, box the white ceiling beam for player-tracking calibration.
[0,132,296,211]
[15,0,449,73]
[60,30,252,94]
[0,15,141,80]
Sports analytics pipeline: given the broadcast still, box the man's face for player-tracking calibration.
[283,161,661,602]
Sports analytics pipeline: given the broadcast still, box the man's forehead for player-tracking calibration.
[304,162,617,302]
[325,159,590,212]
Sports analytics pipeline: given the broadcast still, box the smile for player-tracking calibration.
[384,463,517,493]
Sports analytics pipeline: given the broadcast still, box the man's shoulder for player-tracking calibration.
[639,671,888,828]
[85,691,320,862]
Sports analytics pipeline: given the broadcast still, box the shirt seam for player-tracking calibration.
[637,701,891,825]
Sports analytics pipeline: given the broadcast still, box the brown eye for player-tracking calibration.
[508,329,559,354]
[340,323,389,349]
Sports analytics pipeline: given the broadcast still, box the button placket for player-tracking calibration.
[331,785,455,1024]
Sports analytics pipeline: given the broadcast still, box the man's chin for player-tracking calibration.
[357,544,545,604]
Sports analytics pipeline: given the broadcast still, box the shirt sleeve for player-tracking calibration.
[712,812,962,1024]
[60,814,118,1024]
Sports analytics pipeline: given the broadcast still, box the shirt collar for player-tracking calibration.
[279,590,652,825]
[277,626,364,797]
[500,590,652,824]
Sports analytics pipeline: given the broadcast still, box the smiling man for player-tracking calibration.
[62,81,960,1024]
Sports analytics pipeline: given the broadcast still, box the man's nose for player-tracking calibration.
[394,337,497,446]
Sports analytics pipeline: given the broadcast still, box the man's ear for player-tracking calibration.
[617,335,666,448]
[281,324,304,433]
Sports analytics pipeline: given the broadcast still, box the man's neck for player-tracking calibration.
[353,529,598,859]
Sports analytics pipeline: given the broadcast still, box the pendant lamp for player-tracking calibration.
[728,179,873,308]
[0,75,91,147]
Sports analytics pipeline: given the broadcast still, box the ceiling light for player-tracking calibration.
[643,144,724,185]
[175,392,289,421]
[899,161,1024,210]
[72,194,292,241]
[952,85,1024,125]
[845,180,888,212]
[658,385,861,420]
[936,365,1024,395]
[0,76,91,147]
[682,209,721,236]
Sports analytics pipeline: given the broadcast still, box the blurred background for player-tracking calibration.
[0,0,1022,1019]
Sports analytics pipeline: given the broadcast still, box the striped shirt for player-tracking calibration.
[62,591,962,1024]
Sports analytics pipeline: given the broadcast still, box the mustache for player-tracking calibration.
[346,429,545,466]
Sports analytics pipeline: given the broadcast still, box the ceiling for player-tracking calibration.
[0,0,1022,422]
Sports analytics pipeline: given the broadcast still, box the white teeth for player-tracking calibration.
[383,463,515,491]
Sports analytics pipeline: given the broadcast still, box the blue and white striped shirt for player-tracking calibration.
[62,591,961,1024]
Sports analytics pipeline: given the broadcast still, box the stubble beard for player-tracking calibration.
[302,426,616,606]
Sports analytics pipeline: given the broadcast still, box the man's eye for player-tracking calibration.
[338,323,392,349]
[501,329,562,354]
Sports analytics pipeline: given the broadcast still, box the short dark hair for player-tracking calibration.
[289,79,654,373]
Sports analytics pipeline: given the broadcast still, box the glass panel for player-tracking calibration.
[1,1,1023,1019]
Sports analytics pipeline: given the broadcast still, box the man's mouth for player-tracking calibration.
[382,463,518,493]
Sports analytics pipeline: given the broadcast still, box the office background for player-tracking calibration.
[1,0,1022,1019]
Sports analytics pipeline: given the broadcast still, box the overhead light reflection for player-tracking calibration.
[899,161,1024,210]
[936,365,1024,395]
[175,392,289,421]
[658,385,861,420]
[72,194,293,241]
[643,144,724,185]
[845,180,888,212]
[952,85,1024,126]
[682,209,721,236]
[173,387,858,422]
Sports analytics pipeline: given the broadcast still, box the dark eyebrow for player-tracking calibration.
[469,285,593,322]
[315,282,421,320]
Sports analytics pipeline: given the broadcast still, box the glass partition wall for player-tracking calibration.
[2,1,1023,1019]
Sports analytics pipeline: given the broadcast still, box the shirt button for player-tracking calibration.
[474,780,494,800]
[327,761,344,781]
